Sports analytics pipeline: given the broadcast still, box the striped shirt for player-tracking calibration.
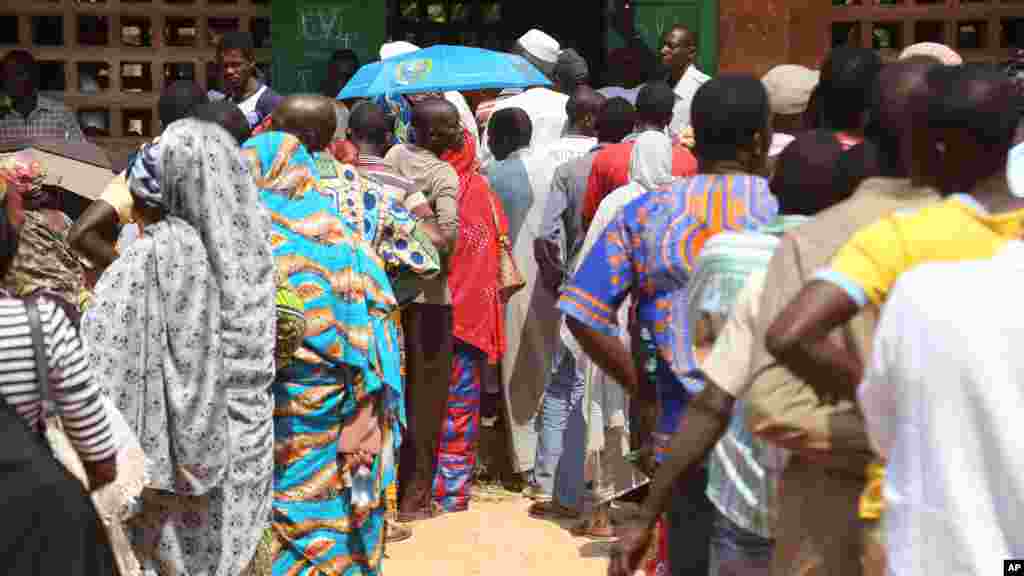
[0,297,116,462]
[0,95,86,144]
[691,217,808,539]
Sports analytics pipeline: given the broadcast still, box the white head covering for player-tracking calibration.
[517,29,560,64]
[1009,140,1024,198]
[899,42,963,66]
[630,131,675,191]
[380,41,420,60]
[761,65,820,116]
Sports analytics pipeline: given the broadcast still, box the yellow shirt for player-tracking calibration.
[824,195,1024,520]
[828,196,1024,307]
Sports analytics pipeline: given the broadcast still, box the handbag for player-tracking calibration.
[26,298,146,576]
[484,190,526,300]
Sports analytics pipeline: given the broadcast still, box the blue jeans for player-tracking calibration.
[532,348,586,509]
[708,509,774,576]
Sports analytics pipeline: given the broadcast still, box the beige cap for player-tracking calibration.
[899,42,963,66]
[380,41,420,61]
[761,64,821,116]
[516,29,560,64]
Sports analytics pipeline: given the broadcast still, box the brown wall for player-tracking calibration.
[717,0,830,78]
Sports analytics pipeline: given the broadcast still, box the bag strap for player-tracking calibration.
[24,298,51,420]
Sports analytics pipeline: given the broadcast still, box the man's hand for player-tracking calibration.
[608,520,653,576]
[534,239,564,297]
[83,456,117,491]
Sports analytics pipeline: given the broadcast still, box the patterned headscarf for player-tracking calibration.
[0,150,46,201]
[127,137,163,210]
[84,119,276,495]
[241,131,388,396]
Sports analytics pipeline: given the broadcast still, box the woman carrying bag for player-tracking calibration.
[0,163,119,575]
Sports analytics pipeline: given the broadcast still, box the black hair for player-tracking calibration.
[819,47,883,131]
[635,80,675,121]
[331,49,359,66]
[159,80,209,127]
[349,101,391,145]
[865,60,936,177]
[192,101,251,145]
[770,130,848,217]
[691,74,770,163]
[217,32,256,61]
[927,64,1019,154]
[489,107,533,150]
[597,97,635,143]
[1,49,38,84]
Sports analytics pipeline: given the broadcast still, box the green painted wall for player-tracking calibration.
[607,0,718,74]
[271,0,387,95]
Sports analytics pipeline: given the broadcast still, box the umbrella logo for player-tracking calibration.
[395,59,433,86]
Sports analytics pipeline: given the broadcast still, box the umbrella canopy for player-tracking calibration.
[0,138,112,200]
[338,44,552,100]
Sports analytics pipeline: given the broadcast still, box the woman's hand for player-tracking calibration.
[83,456,118,491]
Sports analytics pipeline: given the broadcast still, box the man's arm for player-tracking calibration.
[566,317,640,397]
[68,200,120,272]
[764,280,864,402]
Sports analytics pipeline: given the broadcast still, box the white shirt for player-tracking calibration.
[859,241,1024,576]
[1008,140,1024,198]
[237,84,268,129]
[479,87,570,169]
[670,65,711,139]
[598,85,644,105]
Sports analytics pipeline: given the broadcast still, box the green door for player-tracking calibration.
[272,0,388,95]
[616,0,718,74]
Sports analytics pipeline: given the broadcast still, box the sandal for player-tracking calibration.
[570,518,616,539]
[385,520,413,544]
[396,501,443,523]
[527,501,580,520]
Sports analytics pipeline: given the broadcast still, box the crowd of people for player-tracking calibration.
[0,16,1021,576]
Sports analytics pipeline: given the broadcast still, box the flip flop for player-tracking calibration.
[395,501,443,523]
[528,501,580,520]
[385,521,413,544]
[570,519,617,540]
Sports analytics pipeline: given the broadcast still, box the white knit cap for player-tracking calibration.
[761,64,821,116]
[380,41,421,60]
[516,29,560,64]
[899,42,963,66]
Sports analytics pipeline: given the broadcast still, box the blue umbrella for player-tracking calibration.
[338,44,551,99]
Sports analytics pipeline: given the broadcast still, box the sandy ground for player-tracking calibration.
[384,492,616,575]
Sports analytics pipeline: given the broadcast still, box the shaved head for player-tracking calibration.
[273,94,337,152]
[869,61,937,178]
[927,65,1018,193]
[348,101,393,156]
[566,85,605,134]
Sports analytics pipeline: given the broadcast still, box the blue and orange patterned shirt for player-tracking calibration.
[557,173,778,456]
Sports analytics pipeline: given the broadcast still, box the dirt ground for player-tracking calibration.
[384,489,616,575]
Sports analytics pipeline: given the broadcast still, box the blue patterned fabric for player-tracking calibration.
[241,132,393,576]
[558,174,778,462]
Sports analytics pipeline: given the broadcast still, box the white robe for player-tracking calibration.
[479,87,569,170]
[501,134,596,473]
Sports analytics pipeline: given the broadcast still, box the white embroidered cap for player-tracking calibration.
[380,41,421,60]
[516,29,560,64]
